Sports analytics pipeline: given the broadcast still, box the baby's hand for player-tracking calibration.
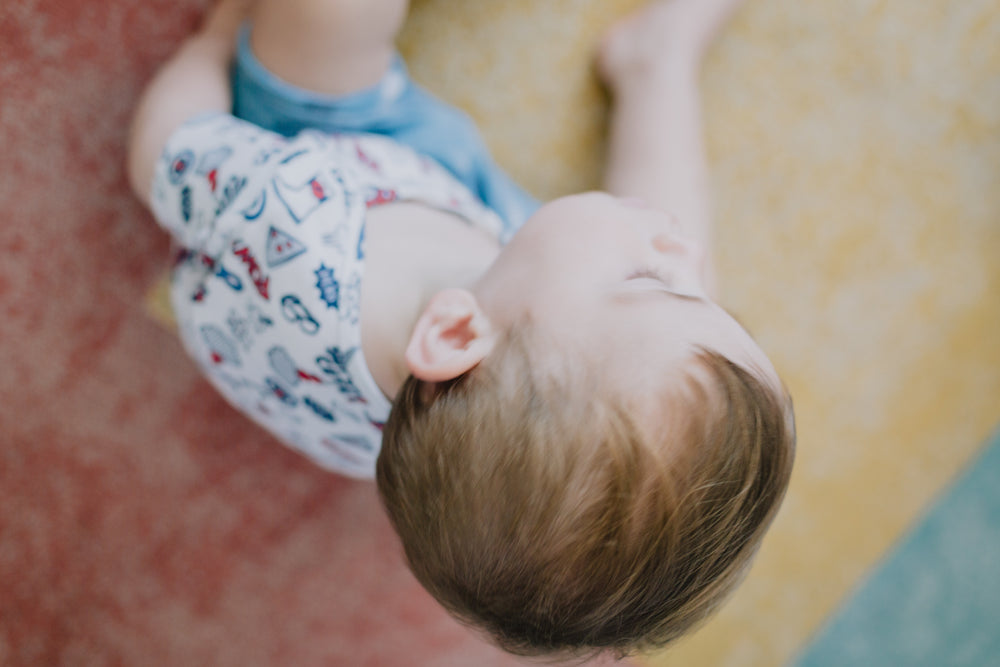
[597,0,748,93]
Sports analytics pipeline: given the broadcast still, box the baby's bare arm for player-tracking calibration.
[127,0,253,205]
[598,0,748,297]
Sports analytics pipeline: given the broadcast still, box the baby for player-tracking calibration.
[128,0,795,658]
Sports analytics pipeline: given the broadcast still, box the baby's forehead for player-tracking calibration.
[625,350,713,410]
[619,349,785,465]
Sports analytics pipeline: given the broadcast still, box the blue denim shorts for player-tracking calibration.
[232,25,539,233]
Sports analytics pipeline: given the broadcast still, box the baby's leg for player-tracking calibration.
[241,0,539,229]
[249,0,410,96]
[598,0,748,296]
[127,0,256,205]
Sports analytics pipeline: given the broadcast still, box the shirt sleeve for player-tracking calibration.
[149,112,285,254]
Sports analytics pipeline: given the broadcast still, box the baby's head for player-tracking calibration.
[376,193,795,657]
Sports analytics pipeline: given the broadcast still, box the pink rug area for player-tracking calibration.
[0,2,625,665]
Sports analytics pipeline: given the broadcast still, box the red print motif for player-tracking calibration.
[232,240,270,300]
[356,144,379,172]
[365,189,397,208]
[297,370,323,384]
[310,179,326,200]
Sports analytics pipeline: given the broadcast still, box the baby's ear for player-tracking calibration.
[405,288,496,382]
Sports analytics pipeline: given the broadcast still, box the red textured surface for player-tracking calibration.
[0,2,628,665]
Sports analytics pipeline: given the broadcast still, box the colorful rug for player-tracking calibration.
[794,427,1000,667]
[2,1,998,665]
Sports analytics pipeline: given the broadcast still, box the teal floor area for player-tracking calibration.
[793,425,1000,667]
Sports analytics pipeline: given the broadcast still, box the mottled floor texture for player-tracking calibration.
[3,0,999,666]
[793,426,1000,667]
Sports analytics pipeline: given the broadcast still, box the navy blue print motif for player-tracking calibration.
[314,263,340,309]
[271,169,336,224]
[356,224,366,260]
[241,190,266,220]
[304,396,336,422]
[214,175,248,216]
[280,294,320,335]
[213,263,244,292]
[180,186,193,222]
[279,149,309,165]
[316,347,364,402]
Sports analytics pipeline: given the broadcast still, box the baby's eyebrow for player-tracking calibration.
[662,291,706,303]
[612,287,708,304]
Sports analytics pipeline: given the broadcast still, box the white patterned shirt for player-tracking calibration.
[151,113,505,478]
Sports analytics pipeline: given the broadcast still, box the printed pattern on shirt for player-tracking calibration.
[151,113,505,478]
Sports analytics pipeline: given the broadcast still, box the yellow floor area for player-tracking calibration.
[401,1,1000,665]
[148,1,1000,664]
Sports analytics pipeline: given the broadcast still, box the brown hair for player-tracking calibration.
[376,330,795,658]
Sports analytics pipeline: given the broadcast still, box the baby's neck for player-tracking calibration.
[360,201,501,398]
